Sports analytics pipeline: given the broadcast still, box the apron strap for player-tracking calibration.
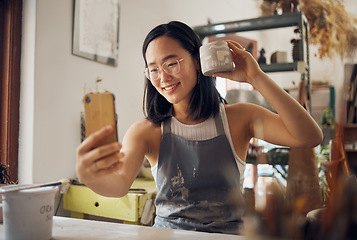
[162,118,172,134]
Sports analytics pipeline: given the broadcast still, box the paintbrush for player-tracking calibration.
[0,179,70,193]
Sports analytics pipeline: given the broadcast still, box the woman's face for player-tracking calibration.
[145,36,198,106]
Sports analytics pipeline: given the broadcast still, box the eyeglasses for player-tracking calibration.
[144,54,191,81]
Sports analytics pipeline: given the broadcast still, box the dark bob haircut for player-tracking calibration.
[142,21,225,124]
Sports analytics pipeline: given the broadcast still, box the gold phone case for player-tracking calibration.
[83,92,118,146]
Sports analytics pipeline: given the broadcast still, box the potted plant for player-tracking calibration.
[0,164,11,185]
[301,0,357,59]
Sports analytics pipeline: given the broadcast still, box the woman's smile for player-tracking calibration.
[162,82,180,92]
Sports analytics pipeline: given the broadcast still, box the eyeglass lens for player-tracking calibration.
[145,59,181,80]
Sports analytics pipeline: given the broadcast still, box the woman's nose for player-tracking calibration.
[160,69,172,82]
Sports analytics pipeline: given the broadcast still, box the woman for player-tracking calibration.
[76,21,322,234]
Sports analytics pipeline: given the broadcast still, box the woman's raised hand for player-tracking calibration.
[213,40,263,85]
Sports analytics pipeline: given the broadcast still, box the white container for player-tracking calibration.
[199,41,234,76]
[0,185,58,240]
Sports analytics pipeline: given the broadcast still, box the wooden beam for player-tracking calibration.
[0,0,22,183]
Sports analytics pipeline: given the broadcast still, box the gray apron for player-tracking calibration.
[153,114,243,234]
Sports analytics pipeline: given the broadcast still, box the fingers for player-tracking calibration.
[81,141,122,167]
[90,154,123,179]
[225,41,250,64]
[211,41,244,78]
[226,40,245,52]
[76,125,124,175]
[76,142,124,183]
[92,151,123,173]
[77,125,115,155]
[93,161,122,178]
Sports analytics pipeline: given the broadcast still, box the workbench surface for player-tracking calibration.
[0,216,246,240]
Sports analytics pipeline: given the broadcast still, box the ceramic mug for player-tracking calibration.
[199,41,234,76]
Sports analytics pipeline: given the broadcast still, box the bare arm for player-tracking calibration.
[76,119,152,197]
[214,41,322,148]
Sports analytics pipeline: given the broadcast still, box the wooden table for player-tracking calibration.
[0,216,245,240]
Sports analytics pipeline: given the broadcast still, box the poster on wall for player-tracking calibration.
[72,0,120,66]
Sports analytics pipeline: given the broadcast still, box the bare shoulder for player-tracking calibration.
[125,118,161,142]
[129,118,160,132]
[124,118,162,166]
[224,102,260,119]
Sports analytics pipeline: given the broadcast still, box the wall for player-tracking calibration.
[19,0,356,184]
[18,0,262,184]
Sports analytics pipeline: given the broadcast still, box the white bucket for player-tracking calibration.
[0,185,58,240]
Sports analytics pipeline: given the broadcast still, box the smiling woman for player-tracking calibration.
[76,21,322,235]
[0,0,22,183]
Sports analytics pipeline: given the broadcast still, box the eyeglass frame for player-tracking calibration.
[144,54,192,81]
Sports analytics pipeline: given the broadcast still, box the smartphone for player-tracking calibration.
[83,92,118,146]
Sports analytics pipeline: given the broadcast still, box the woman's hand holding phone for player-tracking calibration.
[76,125,124,184]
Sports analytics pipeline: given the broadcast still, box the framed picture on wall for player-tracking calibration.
[72,0,120,66]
